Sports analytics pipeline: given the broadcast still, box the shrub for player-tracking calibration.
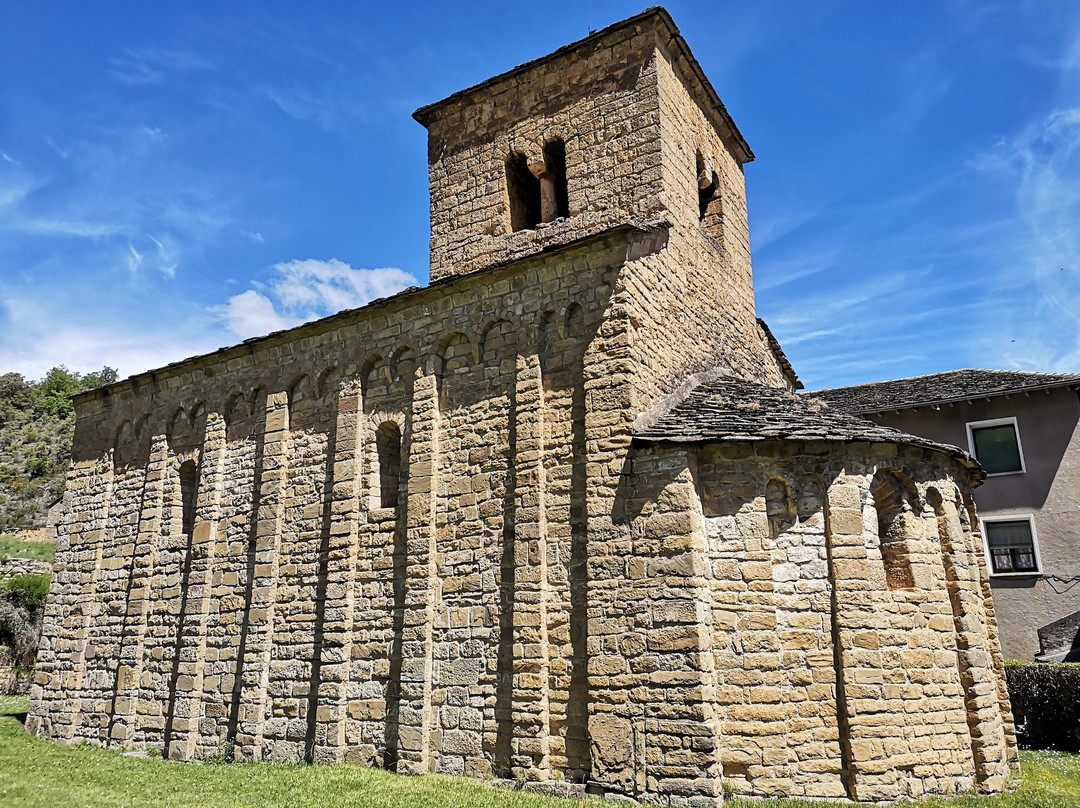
[3,574,50,611]
[1006,659,1080,751]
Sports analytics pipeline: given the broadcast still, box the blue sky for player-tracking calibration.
[1,1,1078,391]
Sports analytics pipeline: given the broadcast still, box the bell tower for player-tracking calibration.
[413,7,754,284]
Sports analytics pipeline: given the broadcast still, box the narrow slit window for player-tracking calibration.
[542,139,569,221]
[377,422,402,509]
[506,152,541,232]
[696,150,718,221]
[179,460,198,537]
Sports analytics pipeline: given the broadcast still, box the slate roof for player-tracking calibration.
[635,373,974,464]
[813,369,1080,414]
[757,318,802,391]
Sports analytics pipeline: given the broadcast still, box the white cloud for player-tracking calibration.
[217,289,301,339]
[270,259,417,312]
[214,259,418,340]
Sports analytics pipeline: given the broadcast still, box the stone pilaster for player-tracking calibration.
[111,434,169,746]
[234,391,290,760]
[167,412,227,760]
[934,494,1011,791]
[509,347,552,776]
[315,387,363,763]
[396,367,438,774]
[65,456,114,741]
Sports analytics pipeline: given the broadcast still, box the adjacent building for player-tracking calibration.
[815,369,1080,661]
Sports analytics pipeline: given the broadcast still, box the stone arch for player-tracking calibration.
[765,476,795,539]
[315,365,339,399]
[478,320,515,373]
[435,331,475,411]
[870,469,919,591]
[113,420,136,468]
[563,301,584,337]
[392,346,418,384]
[287,374,313,408]
[224,392,247,427]
[360,352,385,400]
[795,472,827,526]
[166,405,203,454]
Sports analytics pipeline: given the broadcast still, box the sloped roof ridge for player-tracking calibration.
[812,368,1080,414]
[412,7,753,163]
[635,372,977,471]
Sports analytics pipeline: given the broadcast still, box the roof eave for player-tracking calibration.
[412,7,754,164]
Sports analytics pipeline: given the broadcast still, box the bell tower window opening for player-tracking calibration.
[506,141,569,232]
[696,149,722,235]
[507,152,541,232]
[377,421,402,509]
[541,139,569,222]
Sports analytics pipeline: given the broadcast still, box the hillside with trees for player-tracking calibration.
[0,367,117,530]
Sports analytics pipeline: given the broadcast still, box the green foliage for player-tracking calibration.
[0,365,117,530]
[0,695,29,715]
[3,574,51,611]
[0,534,56,563]
[1006,660,1080,751]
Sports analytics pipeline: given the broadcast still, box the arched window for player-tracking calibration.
[506,142,569,232]
[179,460,198,537]
[765,477,795,539]
[506,152,541,231]
[541,139,569,221]
[376,422,402,509]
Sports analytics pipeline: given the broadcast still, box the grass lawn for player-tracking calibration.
[0,534,56,563]
[0,696,1076,808]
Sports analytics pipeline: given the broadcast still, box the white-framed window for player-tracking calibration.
[966,416,1026,476]
[981,514,1041,576]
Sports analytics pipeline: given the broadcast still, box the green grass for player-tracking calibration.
[0,696,1075,808]
[0,533,55,563]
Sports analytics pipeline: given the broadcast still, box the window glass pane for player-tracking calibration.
[985,520,1035,573]
[972,424,1022,474]
[991,549,1013,573]
[1014,551,1036,571]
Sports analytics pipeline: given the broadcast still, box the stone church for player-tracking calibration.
[28,8,1017,804]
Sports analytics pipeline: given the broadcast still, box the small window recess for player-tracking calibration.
[966,417,1026,476]
[506,140,569,232]
[376,422,402,509]
[179,459,198,537]
[872,475,916,591]
[980,514,1041,576]
[696,149,723,239]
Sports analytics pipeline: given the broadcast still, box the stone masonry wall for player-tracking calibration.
[420,19,667,282]
[607,439,1016,804]
[28,232,632,777]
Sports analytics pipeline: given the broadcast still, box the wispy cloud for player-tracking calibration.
[972,106,1080,370]
[108,46,214,86]
[0,294,220,381]
[215,259,418,339]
